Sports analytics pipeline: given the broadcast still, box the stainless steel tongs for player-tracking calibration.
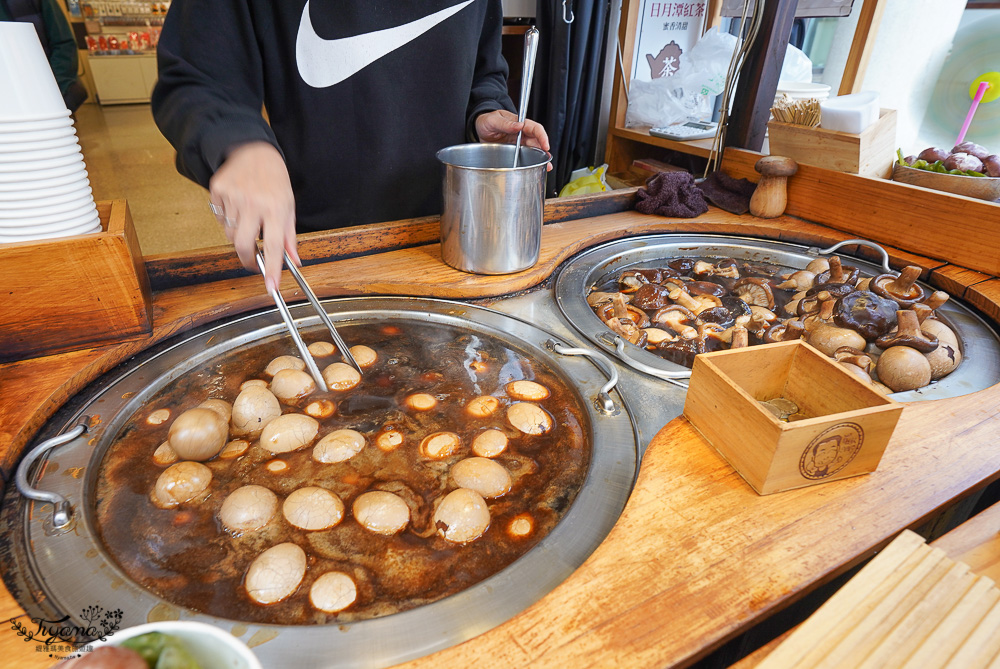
[254,249,361,392]
[209,202,360,390]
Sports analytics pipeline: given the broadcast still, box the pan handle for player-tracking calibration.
[546,339,619,414]
[807,239,894,275]
[597,332,692,389]
[14,415,90,532]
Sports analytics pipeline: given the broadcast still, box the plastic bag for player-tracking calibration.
[779,43,813,85]
[559,164,609,197]
[625,28,738,129]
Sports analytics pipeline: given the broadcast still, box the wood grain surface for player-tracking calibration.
[734,502,1000,668]
[1,189,999,669]
[722,148,1000,277]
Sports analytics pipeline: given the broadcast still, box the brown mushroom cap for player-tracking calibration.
[871,267,925,307]
[755,155,799,177]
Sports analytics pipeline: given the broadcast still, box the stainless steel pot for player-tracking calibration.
[1,297,637,669]
[437,143,550,275]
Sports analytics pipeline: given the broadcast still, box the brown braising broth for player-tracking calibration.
[94,320,589,625]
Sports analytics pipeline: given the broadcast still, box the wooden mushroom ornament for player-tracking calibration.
[750,156,798,218]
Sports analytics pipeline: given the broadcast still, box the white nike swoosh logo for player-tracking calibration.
[296,0,476,88]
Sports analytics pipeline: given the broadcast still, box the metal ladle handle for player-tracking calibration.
[15,415,90,531]
[546,338,619,414]
[512,27,539,168]
[597,332,692,389]
[808,239,894,275]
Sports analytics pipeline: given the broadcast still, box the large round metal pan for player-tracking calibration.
[554,234,1000,402]
[0,297,638,668]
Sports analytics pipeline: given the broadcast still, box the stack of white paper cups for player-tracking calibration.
[0,22,98,243]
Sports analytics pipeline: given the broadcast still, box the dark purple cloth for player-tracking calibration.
[698,170,757,215]
[634,171,709,218]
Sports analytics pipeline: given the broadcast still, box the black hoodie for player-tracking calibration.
[152,0,514,232]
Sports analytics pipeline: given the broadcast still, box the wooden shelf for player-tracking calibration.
[609,125,717,159]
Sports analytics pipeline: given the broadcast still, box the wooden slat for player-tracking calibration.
[965,280,1000,325]
[901,577,999,669]
[142,190,639,290]
[930,266,994,300]
[721,148,1000,276]
[837,0,888,95]
[754,531,926,668]
[934,502,1000,586]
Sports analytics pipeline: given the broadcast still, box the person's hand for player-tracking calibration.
[209,142,299,293]
[475,109,552,170]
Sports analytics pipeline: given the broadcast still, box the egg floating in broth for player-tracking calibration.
[245,542,306,605]
[283,487,344,531]
[94,320,591,625]
[353,491,410,535]
[310,572,357,613]
[230,385,281,438]
[167,407,228,461]
[152,461,212,509]
[270,368,317,402]
[219,485,278,533]
[434,488,490,543]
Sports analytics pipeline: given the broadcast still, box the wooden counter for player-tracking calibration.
[2,151,1000,668]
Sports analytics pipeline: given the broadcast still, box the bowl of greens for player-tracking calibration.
[893,142,1000,202]
[83,621,262,669]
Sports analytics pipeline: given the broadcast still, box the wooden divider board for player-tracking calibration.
[757,530,1000,669]
[720,148,1000,277]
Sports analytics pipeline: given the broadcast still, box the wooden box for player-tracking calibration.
[683,340,903,495]
[0,199,152,362]
[767,108,897,178]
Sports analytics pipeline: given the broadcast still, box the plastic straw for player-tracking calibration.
[955,81,991,146]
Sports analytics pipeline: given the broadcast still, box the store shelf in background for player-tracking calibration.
[89,53,157,104]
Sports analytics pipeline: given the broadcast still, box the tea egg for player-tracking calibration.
[265,355,305,377]
[506,380,550,402]
[419,432,461,459]
[352,491,409,535]
[219,485,278,533]
[322,362,361,391]
[405,393,437,411]
[471,429,508,458]
[375,429,404,452]
[313,429,366,463]
[152,461,212,509]
[433,488,490,544]
[304,399,337,419]
[218,439,250,459]
[308,341,336,357]
[152,441,178,466]
[349,345,378,368]
[507,402,553,435]
[466,396,500,418]
[231,385,281,438]
[507,513,535,538]
[450,458,511,498]
[198,398,233,423]
[167,407,228,461]
[245,542,306,605]
[240,379,268,390]
[260,413,319,454]
[266,459,289,474]
[310,571,357,613]
[270,368,316,402]
[146,408,170,425]
[283,487,344,530]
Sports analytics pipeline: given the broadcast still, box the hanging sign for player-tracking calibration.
[630,1,708,83]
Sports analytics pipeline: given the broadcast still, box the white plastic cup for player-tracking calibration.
[0,23,69,122]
